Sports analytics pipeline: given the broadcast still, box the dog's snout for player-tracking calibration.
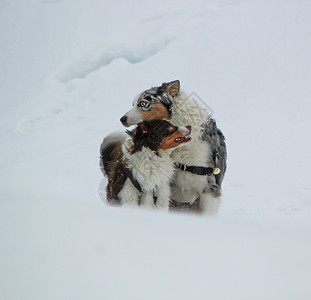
[186,125,192,133]
[120,115,128,126]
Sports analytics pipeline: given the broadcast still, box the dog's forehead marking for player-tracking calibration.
[141,87,171,104]
[130,85,173,117]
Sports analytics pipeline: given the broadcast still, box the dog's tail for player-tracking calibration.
[100,132,127,177]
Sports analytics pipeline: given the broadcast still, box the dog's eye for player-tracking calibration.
[168,126,175,132]
[139,101,147,107]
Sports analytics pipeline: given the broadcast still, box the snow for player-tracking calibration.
[1,0,311,299]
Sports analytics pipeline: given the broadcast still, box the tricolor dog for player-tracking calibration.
[100,120,191,210]
[120,80,227,214]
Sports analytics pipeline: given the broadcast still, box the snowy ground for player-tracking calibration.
[1,0,311,299]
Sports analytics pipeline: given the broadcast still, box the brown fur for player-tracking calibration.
[159,130,191,150]
[140,102,170,122]
[100,140,122,176]
[165,80,180,96]
[128,120,189,154]
[100,140,127,202]
[106,161,127,202]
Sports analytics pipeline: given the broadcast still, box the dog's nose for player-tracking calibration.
[186,125,192,133]
[120,115,128,126]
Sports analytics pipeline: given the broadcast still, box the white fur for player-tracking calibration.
[102,131,127,147]
[199,192,221,215]
[118,140,175,210]
[169,92,220,213]
[123,95,143,126]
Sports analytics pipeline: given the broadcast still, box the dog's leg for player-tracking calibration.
[171,185,199,204]
[199,191,221,216]
[118,180,140,206]
[154,185,170,210]
[140,192,157,209]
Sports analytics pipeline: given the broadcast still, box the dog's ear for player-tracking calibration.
[166,80,180,96]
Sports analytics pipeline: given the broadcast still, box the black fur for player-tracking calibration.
[128,120,177,154]
[141,84,173,115]
[201,118,227,188]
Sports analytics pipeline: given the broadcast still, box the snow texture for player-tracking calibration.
[1,0,311,299]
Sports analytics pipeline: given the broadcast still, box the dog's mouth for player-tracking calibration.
[158,124,192,151]
[174,136,191,144]
[174,125,191,144]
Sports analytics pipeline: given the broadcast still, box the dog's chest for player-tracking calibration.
[127,148,174,191]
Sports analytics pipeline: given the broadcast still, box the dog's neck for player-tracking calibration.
[171,91,210,141]
[123,139,173,167]
[169,91,213,165]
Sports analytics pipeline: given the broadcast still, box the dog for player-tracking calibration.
[120,80,227,214]
[100,120,191,210]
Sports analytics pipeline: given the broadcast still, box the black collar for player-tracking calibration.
[175,163,215,176]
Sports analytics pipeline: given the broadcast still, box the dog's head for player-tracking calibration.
[127,119,191,154]
[120,80,180,127]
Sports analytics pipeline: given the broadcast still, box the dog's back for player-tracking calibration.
[201,118,227,192]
